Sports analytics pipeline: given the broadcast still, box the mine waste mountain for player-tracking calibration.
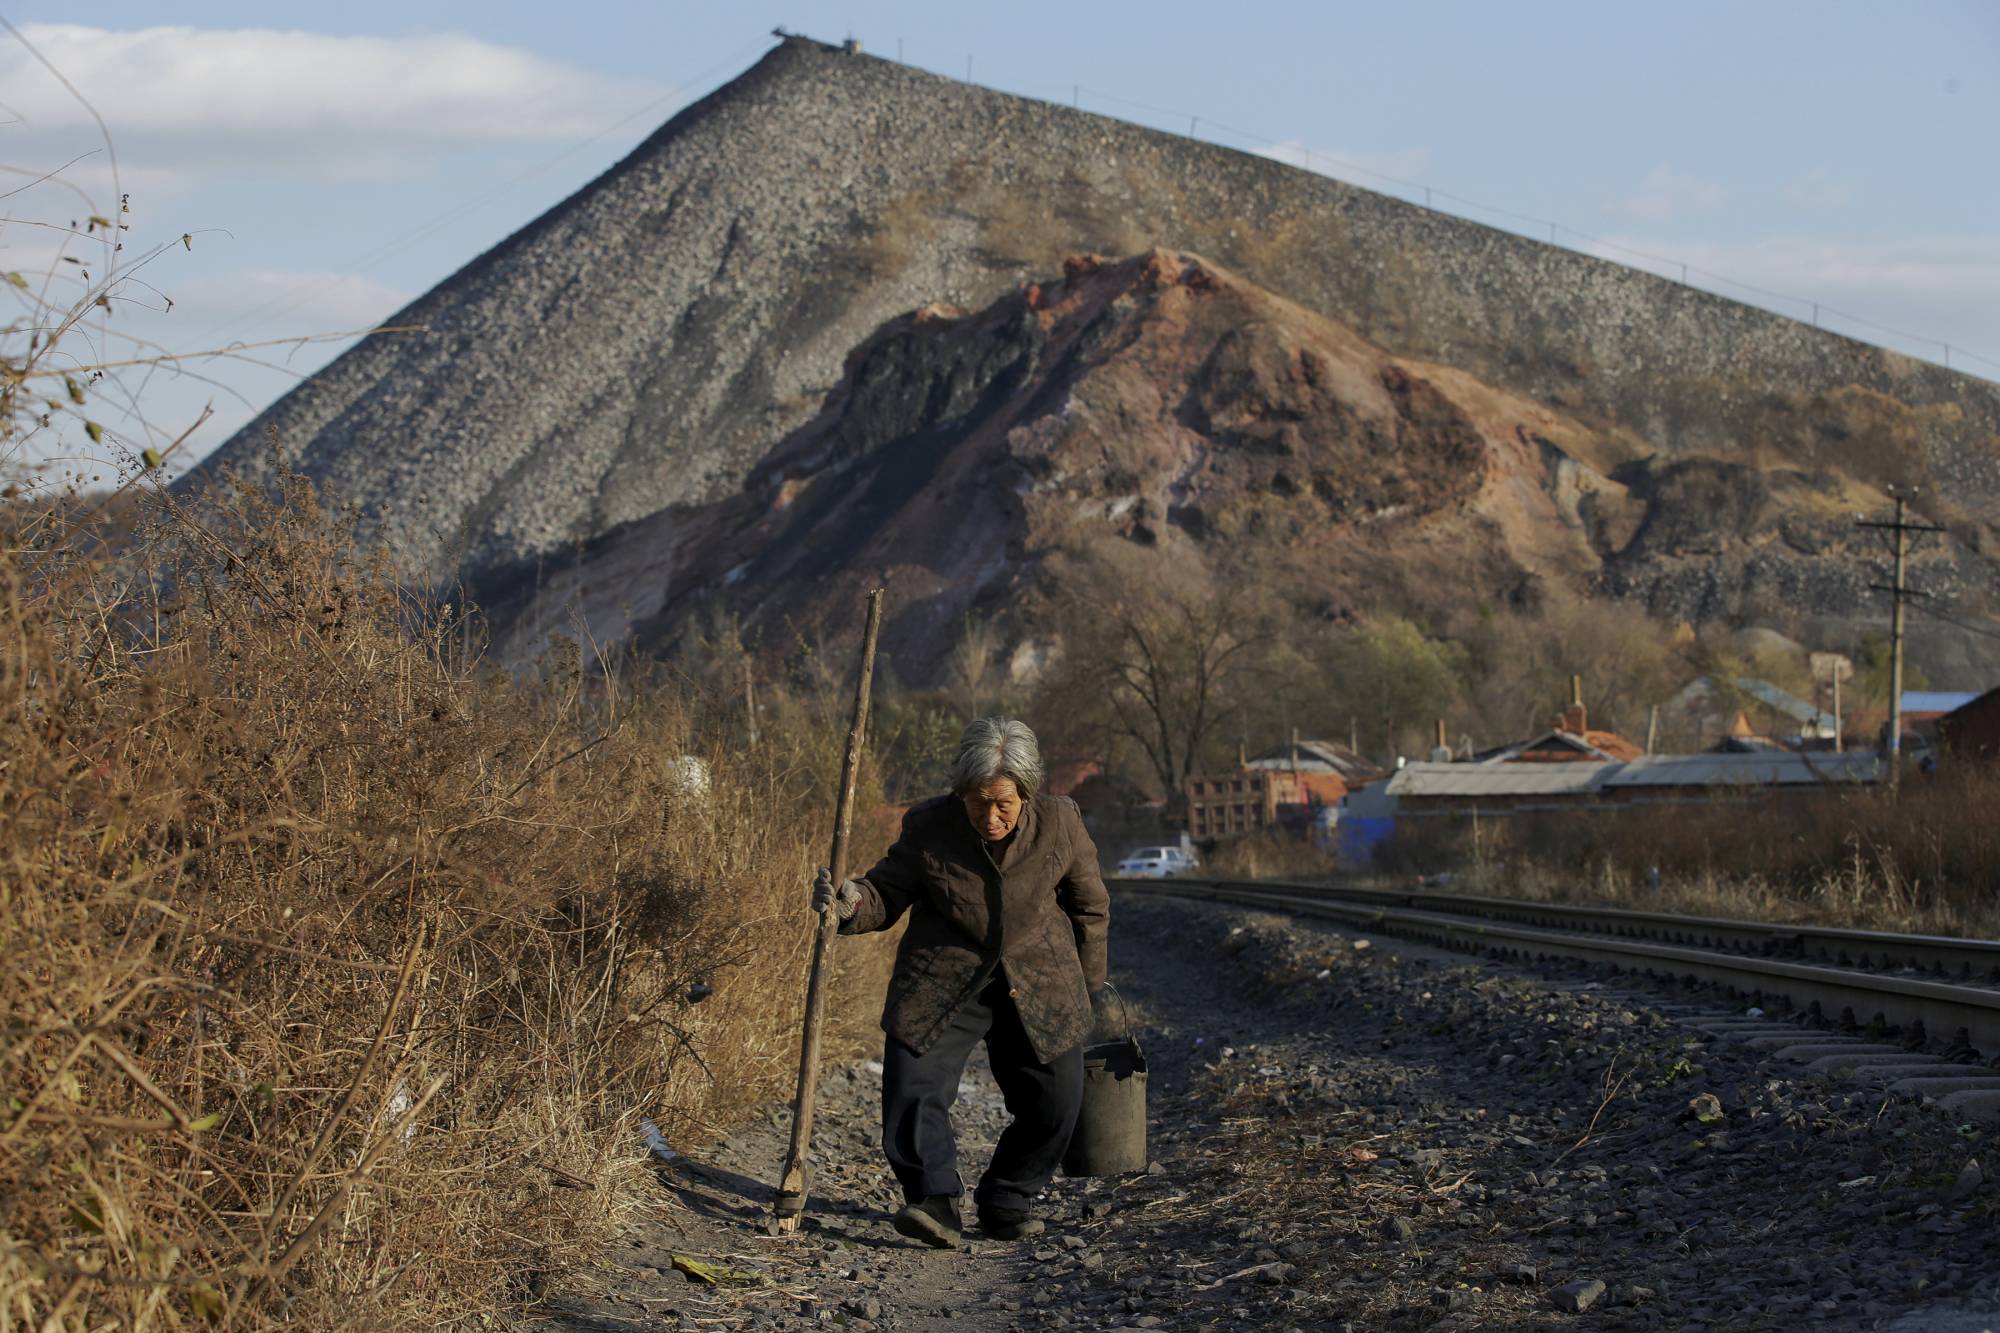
[187,35,2000,683]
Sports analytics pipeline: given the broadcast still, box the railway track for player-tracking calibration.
[1109,876,2000,1063]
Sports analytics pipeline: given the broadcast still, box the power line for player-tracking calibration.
[1909,598,2000,642]
[144,32,2000,399]
[211,38,2000,381]
[1042,82,1997,377]
[764,37,1999,377]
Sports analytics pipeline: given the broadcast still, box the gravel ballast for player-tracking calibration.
[530,892,2000,1330]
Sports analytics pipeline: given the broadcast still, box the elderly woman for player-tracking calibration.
[812,717,1109,1247]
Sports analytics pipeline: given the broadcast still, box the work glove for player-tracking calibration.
[811,867,863,919]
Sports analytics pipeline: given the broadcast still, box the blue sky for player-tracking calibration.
[5,1,1996,478]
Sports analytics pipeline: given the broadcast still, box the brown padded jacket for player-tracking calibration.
[839,792,1110,1063]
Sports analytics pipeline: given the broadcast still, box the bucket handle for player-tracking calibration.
[1093,982,1141,1055]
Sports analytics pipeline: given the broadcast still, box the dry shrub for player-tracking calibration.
[1399,770,2000,936]
[1204,831,1337,881]
[0,467,894,1328]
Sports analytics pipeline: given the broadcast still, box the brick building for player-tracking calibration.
[1185,739,1377,841]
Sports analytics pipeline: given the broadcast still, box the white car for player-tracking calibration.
[1113,846,1199,878]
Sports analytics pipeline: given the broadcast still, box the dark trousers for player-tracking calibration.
[881,977,1085,1213]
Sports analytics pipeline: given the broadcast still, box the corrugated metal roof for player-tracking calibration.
[1246,740,1381,779]
[1601,752,1883,787]
[1386,762,1617,797]
[1736,677,1837,732]
[1385,751,1885,796]
[1902,691,1981,715]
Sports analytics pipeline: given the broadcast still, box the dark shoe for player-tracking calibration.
[891,1195,961,1248]
[977,1205,1045,1241]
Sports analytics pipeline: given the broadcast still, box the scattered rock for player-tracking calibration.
[539,891,2000,1333]
[1686,1092,1725,1125]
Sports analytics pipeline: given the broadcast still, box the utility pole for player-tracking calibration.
[1857,488,1943,788]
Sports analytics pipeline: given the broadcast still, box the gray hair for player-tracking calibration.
[950,716,1043,800]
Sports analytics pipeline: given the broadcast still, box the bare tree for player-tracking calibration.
[1039,549,1260,804]
[1448,598,1684,749]
[944,613,1003,718]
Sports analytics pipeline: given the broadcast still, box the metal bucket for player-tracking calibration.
[1062,1000,1148,1177]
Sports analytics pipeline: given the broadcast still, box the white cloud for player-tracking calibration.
[10,264,415,474]
[1256,139,1432,192]
[1578,232,2000,373]
[0,24,667,188]
[1604,165,1727,223]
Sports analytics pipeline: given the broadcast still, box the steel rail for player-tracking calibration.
[1110,878,2000,1060]
[1125,877,2000,981]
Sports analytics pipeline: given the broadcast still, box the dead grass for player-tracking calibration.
[1204,831,1338,882]
[1377,772,2000,938]
[0,465,895,1328]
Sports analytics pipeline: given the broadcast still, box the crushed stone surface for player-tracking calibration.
[527,893,2000,1330]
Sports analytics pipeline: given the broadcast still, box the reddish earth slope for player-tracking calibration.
[481,249,1770,678]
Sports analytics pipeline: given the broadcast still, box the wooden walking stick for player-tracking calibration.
[771,588,884,1233]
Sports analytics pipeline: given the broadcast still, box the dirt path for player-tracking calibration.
[528,893,2000,1331]
[528,1025,1189,1330]
[523,892,1276,1333]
